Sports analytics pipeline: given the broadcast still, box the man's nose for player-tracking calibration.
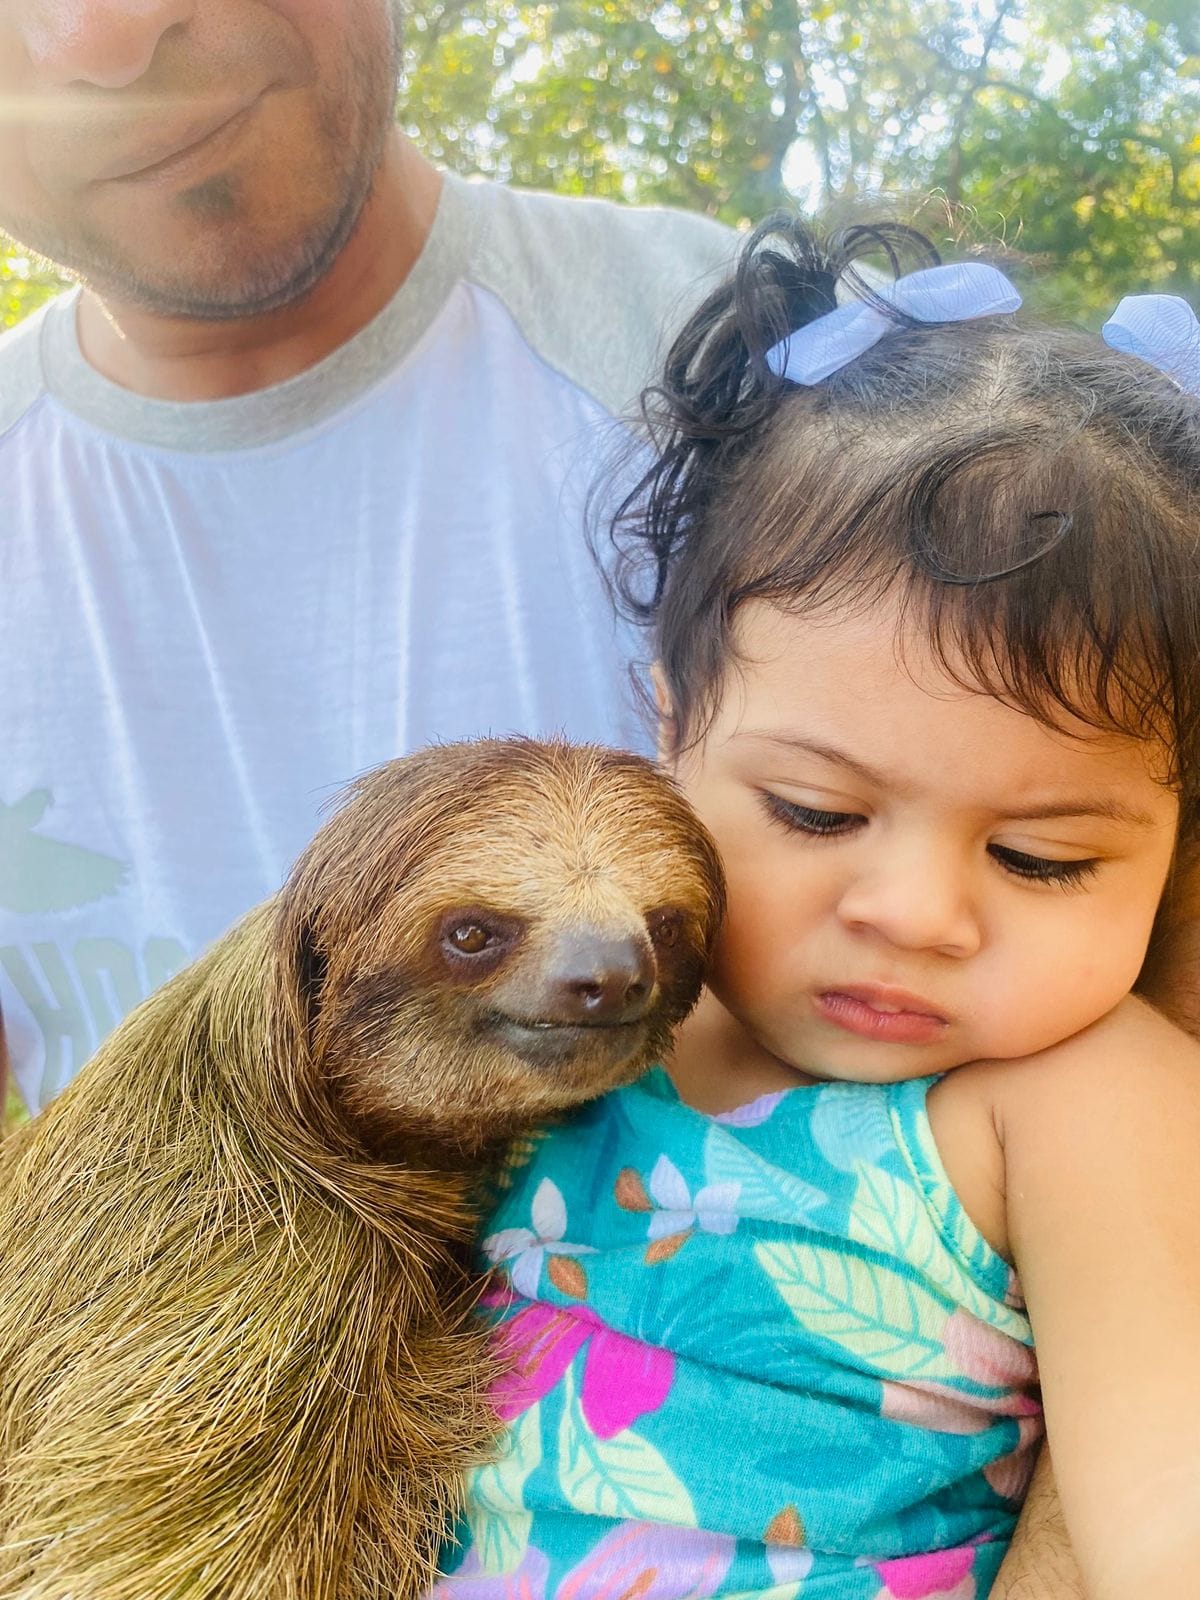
[19,0,195,89]
[836,845,982,959]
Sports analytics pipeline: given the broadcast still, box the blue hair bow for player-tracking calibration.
[1101,295,1200,395]
[765,262,1023,386]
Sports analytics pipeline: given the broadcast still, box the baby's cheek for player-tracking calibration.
[1009,904,1148,1048]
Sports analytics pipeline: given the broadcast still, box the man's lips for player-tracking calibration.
[93,94,262,184]
[815,984,949,1045]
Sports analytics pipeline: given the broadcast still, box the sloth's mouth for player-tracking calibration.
[483,1012,650,1073]
[502,1016,642,1032]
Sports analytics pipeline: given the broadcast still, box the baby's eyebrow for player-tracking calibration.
[737,732,1159,829]
[1000,799,1158,828]
[739,731,889,788]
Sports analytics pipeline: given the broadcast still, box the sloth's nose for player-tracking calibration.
[548,929,656,1025]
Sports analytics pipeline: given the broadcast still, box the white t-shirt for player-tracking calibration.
[0,173,732,1109]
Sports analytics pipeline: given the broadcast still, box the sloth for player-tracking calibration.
[0,738,724,1600]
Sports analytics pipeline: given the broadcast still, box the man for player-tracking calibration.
[0,4,1089,1594]
[0,0,732,1111]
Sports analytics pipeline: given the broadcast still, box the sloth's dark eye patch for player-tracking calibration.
[647,908,685,948]
[435,908,525,977]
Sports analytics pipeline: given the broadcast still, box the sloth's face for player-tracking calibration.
[283,742,725,1155]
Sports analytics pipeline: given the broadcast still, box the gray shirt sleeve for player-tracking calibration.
[462,177,738,420]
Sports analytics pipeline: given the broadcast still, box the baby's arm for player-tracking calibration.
[937,997,1200,1600]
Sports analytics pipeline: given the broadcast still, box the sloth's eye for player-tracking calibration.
[648,910,682,948]
[437,909,524,972]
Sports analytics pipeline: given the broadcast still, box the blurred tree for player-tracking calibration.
[3,2,1197,322]
[1,241,67,329]
[399,0,1200,313]
[949,3,1200,309]
[4,1075,27,1130]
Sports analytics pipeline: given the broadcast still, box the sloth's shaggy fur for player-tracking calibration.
[0,739,724,1600]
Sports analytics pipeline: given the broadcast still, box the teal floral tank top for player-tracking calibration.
[435,1070,1042,1600]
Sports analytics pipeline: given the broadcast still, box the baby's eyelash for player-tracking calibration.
[988,844,1100,888]
[761,794,1102,888]
[762,795,1101,887]
[760,793,864,838]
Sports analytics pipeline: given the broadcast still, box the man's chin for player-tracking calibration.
[18,107,387,325]
[74,192,366,324]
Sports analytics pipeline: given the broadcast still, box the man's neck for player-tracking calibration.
[75,134,443,403]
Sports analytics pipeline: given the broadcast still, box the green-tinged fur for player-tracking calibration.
[0,740,724,1600]
[0,907,488,1599]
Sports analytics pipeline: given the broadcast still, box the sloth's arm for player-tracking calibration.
[0,1153,475,1600]
[0,920,478,1600]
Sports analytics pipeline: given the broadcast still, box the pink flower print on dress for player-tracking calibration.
[943,1309,1044,1497]
[879,1368,1039,1436]
[984,1413,1043,1502]
[555,1520,736,1600]
[872,1545,976,1599]
[491,1303,591,1423]
[493,1302,674,1439]
[883,1310,1041,1501]
[942,1311,1039,1396]
[483,1179,595,1300]
[879,1379,993,1435]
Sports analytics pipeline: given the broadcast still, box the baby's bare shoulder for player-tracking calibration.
[972,996,1200,1126]
[928,997,1200,1260]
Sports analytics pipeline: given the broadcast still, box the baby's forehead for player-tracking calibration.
[711,598,1177,822]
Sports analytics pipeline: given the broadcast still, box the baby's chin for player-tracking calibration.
[764,1031,988,1088]
[782,995,1129,1085]
[789,1057,960,1088]
[750,1013,945,1084]
[790,1024,1108,1087]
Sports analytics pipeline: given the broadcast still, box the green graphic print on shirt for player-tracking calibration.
[0,791,128,914]
[436,1070,1042,1600]
[0,790,190,1105]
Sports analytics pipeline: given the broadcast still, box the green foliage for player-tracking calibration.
[4,1076,28,1129]
[951,5,1200,311]
[0,240,68,330]
[398,0,1200,314]
[2,3,1197,322]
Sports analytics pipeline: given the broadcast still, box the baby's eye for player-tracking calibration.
[989,844,1100,888]
[761,794,864,838]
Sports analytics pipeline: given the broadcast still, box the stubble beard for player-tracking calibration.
[21,12,403,322]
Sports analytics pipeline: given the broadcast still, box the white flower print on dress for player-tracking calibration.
[483,1178,595,1299]
[647,1155,741,1241]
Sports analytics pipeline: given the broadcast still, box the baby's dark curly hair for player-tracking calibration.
[603,211,1200,836]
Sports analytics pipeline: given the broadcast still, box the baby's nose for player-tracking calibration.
[838,854,981,958]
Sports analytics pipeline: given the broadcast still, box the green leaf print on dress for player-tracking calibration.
[440,1073,1039,1599]
[889,1092,1028,1317]
[755,1239,963,1382]
[557,1365,696,1526]
[465,1401,542,1576]
[845,1161,1012,1334]
[702,1126,826,1226]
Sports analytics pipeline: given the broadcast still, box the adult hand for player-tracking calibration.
[992,1449,1085,1600]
